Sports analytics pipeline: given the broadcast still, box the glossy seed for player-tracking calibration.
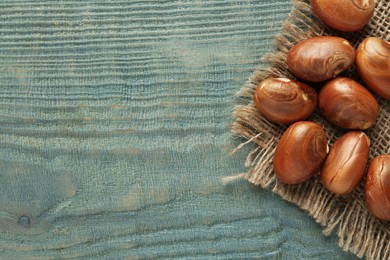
[253,77,317,124]
[318,77,379,130]
[356,37,390,100]
[365,155,390,221]
[287,36,355,82]
[273,121,328,184]
[321,131,370,195]
[311,0,374,32]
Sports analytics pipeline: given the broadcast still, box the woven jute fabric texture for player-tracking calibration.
[232,0,390,259]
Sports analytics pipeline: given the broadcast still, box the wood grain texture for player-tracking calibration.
[0,0,357,259]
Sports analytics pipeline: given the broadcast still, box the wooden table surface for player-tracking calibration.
[0,1,358,259]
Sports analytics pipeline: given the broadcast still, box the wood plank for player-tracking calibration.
[0,0,358,259]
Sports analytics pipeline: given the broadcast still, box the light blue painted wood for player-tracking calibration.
[0,0,358,259]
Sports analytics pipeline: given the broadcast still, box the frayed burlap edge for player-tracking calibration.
[230,0,390,259]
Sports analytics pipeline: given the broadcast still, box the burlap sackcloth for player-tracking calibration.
[231,0,390,259]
